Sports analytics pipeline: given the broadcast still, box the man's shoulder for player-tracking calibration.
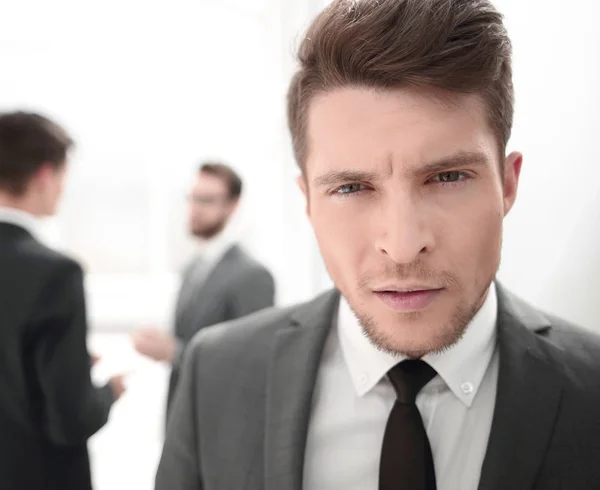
[532,313,600,442]
[499,285,600,373]
[543,313,600,373]
[522,304,600,406]
[225,245,271,276]
[187,303,293,358]
[1,227,82,279]
[22,240,82,276]
[186,290,335,363]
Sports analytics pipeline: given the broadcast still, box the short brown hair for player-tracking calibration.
[0,111,73,195]
[199,161,243,200]
[287,0,513,169]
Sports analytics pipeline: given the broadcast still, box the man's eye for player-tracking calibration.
[431,171,466,184]
[335,183,366,194]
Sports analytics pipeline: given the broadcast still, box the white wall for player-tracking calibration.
[494,0,600,329]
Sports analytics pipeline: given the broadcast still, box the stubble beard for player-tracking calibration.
[350,268,497,358]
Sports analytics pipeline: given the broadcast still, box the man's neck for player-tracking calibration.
[197,227,237,263]
[0,193,40,216]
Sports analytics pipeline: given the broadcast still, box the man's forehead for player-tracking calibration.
[196,173,225,186]
[304,88,495,178]
[308,86,487,123]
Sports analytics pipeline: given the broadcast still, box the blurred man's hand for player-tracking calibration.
[109,375,127,401]
[131,327,177,363]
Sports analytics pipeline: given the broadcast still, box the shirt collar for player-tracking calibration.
[338,282,498,407]
[0,206,40,238]
[197,226,237,266]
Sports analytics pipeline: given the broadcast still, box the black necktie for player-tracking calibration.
[379,359,437,490]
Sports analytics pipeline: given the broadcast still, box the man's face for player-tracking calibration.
[300,87,522,357]
[187,172,236,239]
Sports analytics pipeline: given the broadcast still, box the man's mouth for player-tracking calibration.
[373,288,443,312]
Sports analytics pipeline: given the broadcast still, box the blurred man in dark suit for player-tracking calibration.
[0,111,126,490]
[132,162,275,417]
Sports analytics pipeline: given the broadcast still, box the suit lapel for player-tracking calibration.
[174,247,237,329]
[478,285,565,490]
[174,260,199,325]
[264,290,340,490]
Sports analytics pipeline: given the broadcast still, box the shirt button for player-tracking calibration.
[358,373,369,386]
[461,382,474,395]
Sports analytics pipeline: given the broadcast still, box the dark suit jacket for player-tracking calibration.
[166,244,275,414]
[0,222,114,490]
[156,283,600,490]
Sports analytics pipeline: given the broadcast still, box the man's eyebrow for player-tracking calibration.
[415,151,491,176]
[313,170,380,187]
[312,151,490,186]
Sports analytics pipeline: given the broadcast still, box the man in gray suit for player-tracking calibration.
[132,162,275,414]
[156,1,600,489]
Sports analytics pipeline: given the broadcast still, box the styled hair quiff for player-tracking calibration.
[287,0,514,170]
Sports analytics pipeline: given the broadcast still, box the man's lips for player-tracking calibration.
[373,288,443,312]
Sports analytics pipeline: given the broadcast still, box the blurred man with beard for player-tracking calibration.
[132,162,275,417]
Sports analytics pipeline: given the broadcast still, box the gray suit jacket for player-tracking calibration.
[166,244,275,413]
[156,284,600,490]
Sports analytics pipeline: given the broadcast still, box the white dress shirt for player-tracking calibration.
[194,228,238,279]
[303,283,499,490]
[0,206,40,237]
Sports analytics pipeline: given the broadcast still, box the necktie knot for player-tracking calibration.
[388,359,437,404]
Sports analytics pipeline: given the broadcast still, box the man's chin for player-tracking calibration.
[190,227,209,239]
[191,223,225,240]
[364,325,438,357]
[359,309,468,357]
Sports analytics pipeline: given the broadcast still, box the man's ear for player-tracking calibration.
[503,151,523,217]
[34,162,56,185]
[296,174,310,217]
[228,197,240,214]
